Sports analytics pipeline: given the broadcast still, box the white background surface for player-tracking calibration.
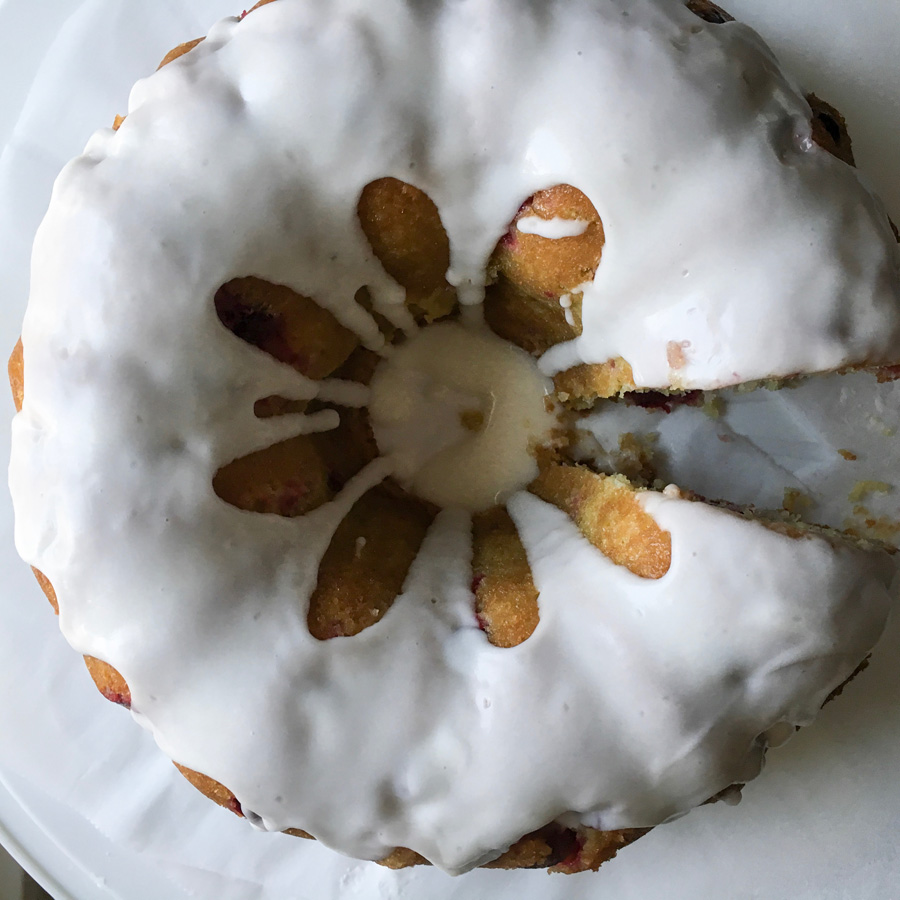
[1,1,900,898]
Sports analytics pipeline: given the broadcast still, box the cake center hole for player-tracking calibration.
[369,321,559,511]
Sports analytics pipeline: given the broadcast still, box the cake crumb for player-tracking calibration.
[569,429,606,464]
[703,396,725,419]
[844,505,900,543]
[782,488,812,514]
[866,415,896,437]
[564,429,661,484]
[848,481,892,503]
[616,432,660,483]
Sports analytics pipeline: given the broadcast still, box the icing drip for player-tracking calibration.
[8,0,900,874]
[559,295,576,327]
[516,216,591,238]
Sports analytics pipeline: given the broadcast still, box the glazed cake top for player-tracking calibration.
[9,0,900,873]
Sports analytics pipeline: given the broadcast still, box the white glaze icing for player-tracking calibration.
[369,321,557,511]
[8,0,900,875]
[516,216,590,238]
[559,294,576,327]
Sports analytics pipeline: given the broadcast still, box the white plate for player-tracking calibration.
[1,1,899,898]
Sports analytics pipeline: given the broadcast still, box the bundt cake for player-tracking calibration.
[8,0,900,875]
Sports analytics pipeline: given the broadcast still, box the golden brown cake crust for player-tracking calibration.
[357,178,458,323]
[491,184,605,311]
[157,38,205,70]
[531,466,673,580]
[472,507,540,648]
[307,487,436,640]
[553,358,638,405]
